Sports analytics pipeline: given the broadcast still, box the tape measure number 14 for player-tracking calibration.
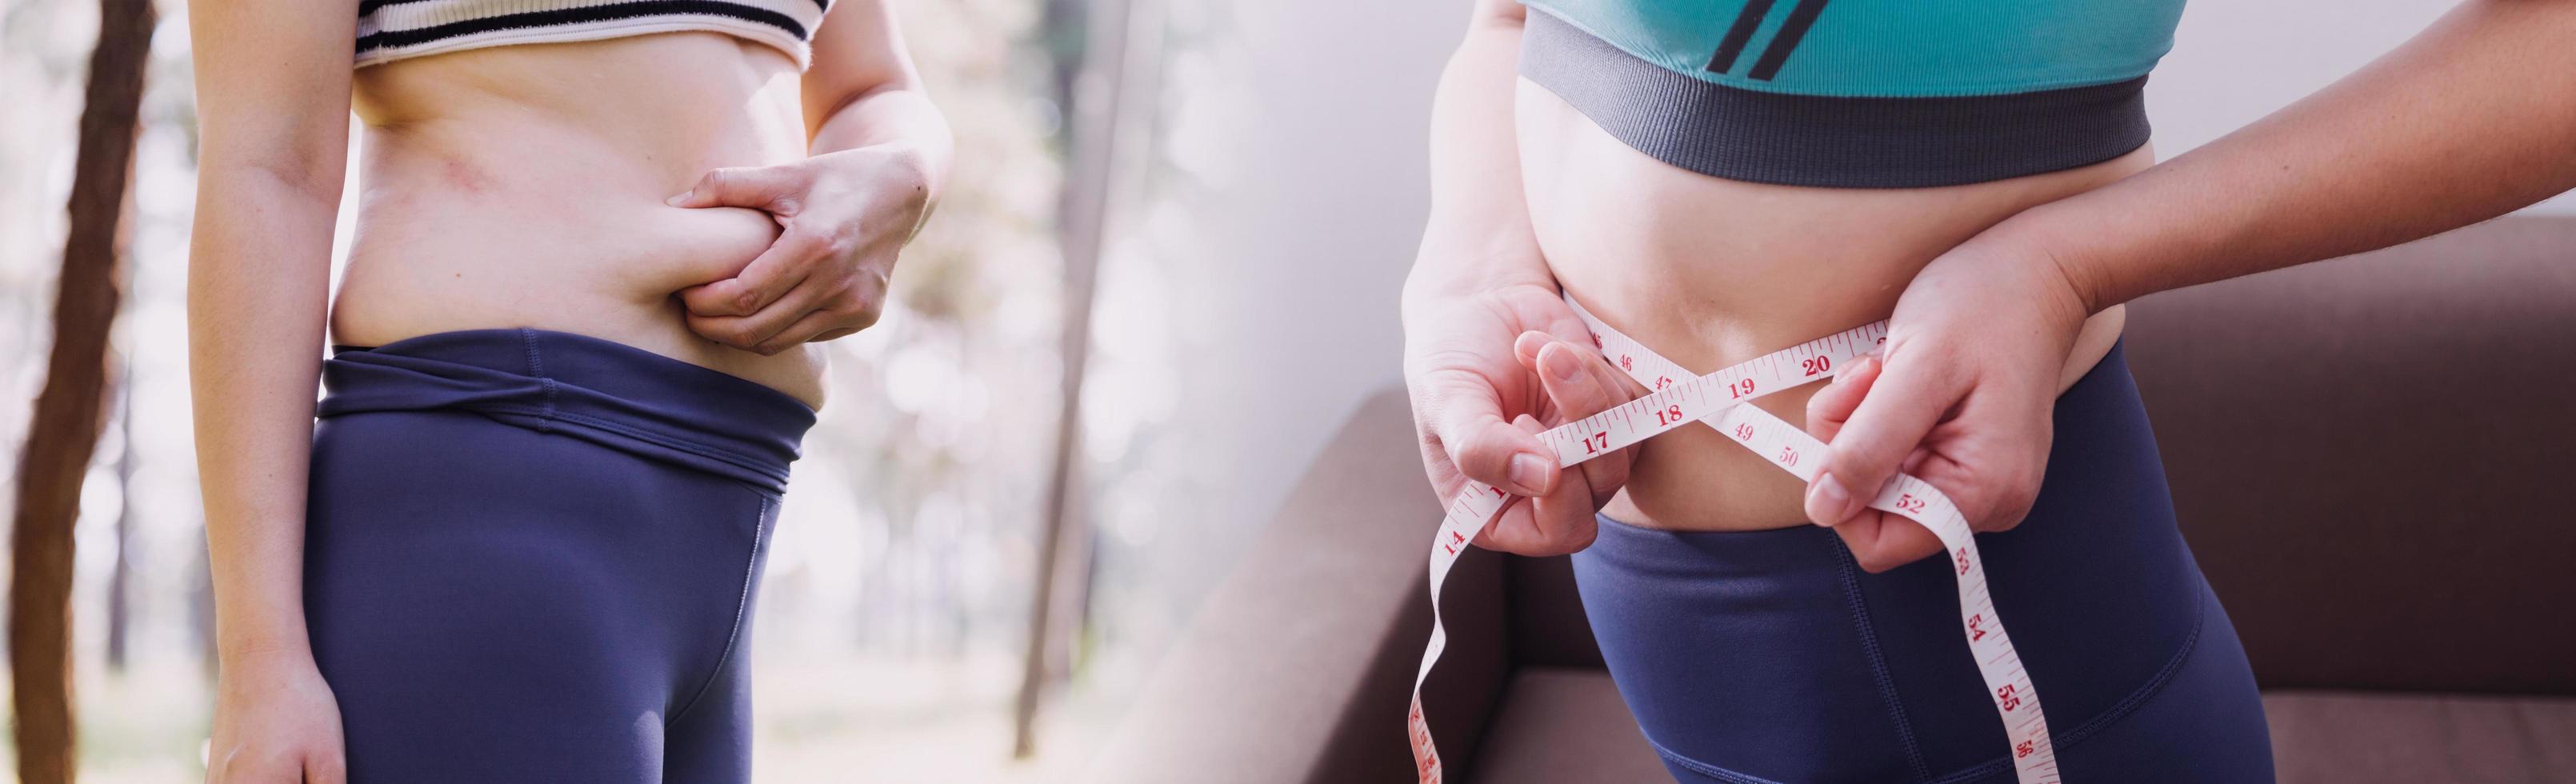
[1404,294,2062,784]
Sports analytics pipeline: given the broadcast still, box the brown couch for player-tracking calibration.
[1086,218,2576,784]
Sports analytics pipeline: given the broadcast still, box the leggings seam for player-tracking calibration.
[1834,537,1936,782]
[518,327,544,379]
[518,328,561,432]
[1643,733,1786,784]
[1646,576,2217,784]
[480,406,788,487]
[1918,585,2212,784]
[667,495,767,727]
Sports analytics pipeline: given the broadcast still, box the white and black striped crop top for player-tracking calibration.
[355,0,830,69]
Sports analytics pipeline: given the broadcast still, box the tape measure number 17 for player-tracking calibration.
[1404,294,2062,784]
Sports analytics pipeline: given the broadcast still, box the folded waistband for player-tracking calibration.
[318,329,817,493]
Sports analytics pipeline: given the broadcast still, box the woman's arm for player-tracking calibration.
[1404,0,1637,557]
[186,0,355,777]
[1802,0,2576,570]
[800,0,952,182]
[665,0,955,354]
[2030,0,2576,312]
[1406,0,1554,298]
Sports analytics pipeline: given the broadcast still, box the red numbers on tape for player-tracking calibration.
[1897,493,1926,514]
[1417,305,2052,784]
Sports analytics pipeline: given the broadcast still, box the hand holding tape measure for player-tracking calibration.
[1401,282,1642,558]
[1795,233,2101,572]
[1402,289,2066,784]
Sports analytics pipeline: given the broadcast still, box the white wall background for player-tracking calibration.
[1154,0,2565,540]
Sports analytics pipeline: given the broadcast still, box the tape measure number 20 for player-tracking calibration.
[1404,293,2062,784]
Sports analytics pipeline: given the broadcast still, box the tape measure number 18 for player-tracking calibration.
[1404,293,2062,784]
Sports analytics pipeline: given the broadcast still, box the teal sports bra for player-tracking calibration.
[1519,0,2187,187]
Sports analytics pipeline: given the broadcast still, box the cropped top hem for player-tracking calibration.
[1518,8,2154,189]
[355,0,826,70]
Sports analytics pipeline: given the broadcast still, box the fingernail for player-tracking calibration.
[1542,346,1582,382]
[666,190,691,206]
[1508,453,1550,495]
[1806,473,1851,527]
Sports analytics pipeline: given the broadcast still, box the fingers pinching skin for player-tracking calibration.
[752,298,881,354]
[679,230,827,318]
[667,166,806,210]
[1806,348,1960,528]
[686,274,832,353]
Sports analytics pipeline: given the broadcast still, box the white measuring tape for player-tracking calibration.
[1406,293,2060,784]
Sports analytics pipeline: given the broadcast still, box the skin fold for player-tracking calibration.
[186,4,952,780]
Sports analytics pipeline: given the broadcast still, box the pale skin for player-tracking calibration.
[1410,0,2576,568]
[187,1,950,780]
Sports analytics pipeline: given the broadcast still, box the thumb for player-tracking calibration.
[1421,370,1554,498]
[668,166,803,210]
[1805,350,1959,526]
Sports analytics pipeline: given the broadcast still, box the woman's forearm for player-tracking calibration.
[798,0,952,226]
[190,170,341,662]
[1406,3,1554,308]
[810,86,954,238]
[189,0,354,666]
[2011,0,2576,312]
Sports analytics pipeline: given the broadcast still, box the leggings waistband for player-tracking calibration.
[1574,341,2220,780]
[318,328,816,493]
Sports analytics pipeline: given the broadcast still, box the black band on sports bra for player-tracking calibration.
[1519,10,2154,189]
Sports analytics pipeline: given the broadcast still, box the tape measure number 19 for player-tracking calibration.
[1404,294,2062,784]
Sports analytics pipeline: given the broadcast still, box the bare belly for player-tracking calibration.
[336,32,826,408]
[1516,79,2142,533]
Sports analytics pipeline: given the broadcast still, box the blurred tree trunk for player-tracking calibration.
[106,356,137,673]
[9,0,157,777]
[1013,0,1138,759]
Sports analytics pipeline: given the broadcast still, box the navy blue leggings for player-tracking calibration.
[1575,342,2274,782]
[305,329,814,783]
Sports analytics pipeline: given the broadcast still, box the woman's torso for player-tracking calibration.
[338,32,826,407]
[1516,0,2172,533]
